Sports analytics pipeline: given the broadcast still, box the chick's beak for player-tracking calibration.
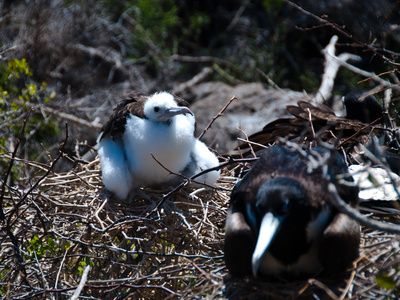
[165,106,193,117]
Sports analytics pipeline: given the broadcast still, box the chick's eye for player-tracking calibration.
[154,106,160,112]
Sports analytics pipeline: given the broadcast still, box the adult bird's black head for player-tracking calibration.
[343,89,384,125]
[224,145,360,278]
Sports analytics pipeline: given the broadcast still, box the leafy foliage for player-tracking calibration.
[102,0,210,69]
[0,58,58,184]
[27,236,58,260]
[376,273,397,290]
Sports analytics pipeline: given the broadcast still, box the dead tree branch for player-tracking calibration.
[40,105,102,131]
[314,35,361,104]
[328,182,400,234]
[172,67,212,94]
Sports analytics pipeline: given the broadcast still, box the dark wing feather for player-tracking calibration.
[237,100,384,154]
[99,91,148,141]
[171,93,190,107]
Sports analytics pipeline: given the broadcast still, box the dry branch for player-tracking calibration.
[40,105,102,131]
[172,67,212,94]
[328,182,400,234]
[327,53,400,91]
[71,265,91,300]
[314,35,361,104]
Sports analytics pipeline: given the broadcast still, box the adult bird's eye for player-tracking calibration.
[283,199,291,213]
[154,106,160,112]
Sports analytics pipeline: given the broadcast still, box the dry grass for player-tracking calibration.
[1,153,400,299]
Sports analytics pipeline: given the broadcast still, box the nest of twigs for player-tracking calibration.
[1,151,400,300]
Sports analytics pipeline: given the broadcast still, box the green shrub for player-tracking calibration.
[0,58,58,185]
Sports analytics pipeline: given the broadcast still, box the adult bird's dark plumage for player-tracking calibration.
[238,100,383,154]
[97,91,220,199]
[343,89,384,125]
[224,145,360,277]
[241,90,400,181]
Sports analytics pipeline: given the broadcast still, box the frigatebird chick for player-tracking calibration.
[224,145,360,277]
[97,91,220,199]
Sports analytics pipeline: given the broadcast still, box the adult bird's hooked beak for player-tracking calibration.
[251,212,284,277]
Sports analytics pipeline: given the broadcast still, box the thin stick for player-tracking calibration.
[327,52,400,91]
[41,105,102,130]
[287,0,400,66]
[8,124,69,226]
[147,156,258,216]
[172,67,212,94]
[328,182,400,234]
[0,109,33,221]
[198,96,238,140]
[70,265,90,300]
[236,129,258,158]
[54,249,68,290]
[236,137,268,151]
[339,266,357,300]
[308,279,339,300]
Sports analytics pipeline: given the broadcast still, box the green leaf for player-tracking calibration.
[376,273,397,290]
[65,241,71,250]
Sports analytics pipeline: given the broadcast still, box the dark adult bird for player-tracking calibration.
[97,91,220,199]
[224,145,360,277]
[236,90,389,157]
[343,89,384,125]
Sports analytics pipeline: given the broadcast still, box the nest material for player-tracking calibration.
[1,157,400,299]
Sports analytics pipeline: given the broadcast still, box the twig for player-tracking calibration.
[326,52,400,91]
[308,279,339,300]
[336,119,382,149]
[54,249,68,291]
[287,0,400,66]
[314,35,361,104]
[51,229,224,260]
[0,109,33,221]
[339,266,357,300]
[8,124,69,226]
[0,110,33,285]
[236,137,268,151]
[328,182,400,234]
[147,156,258,216]
[149,154,215,188]
[34,252,48,297]
[93,199,108,230]
[172,67,212,94]
[170,54,237,70]
[70,265,90,300]
[40,106,102,131]
[226,0,250,31]
[307,108,316,139]
[367,0,400,45]
[198,95,239,140]
[0,154,51,172]
[236,128,258,158]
